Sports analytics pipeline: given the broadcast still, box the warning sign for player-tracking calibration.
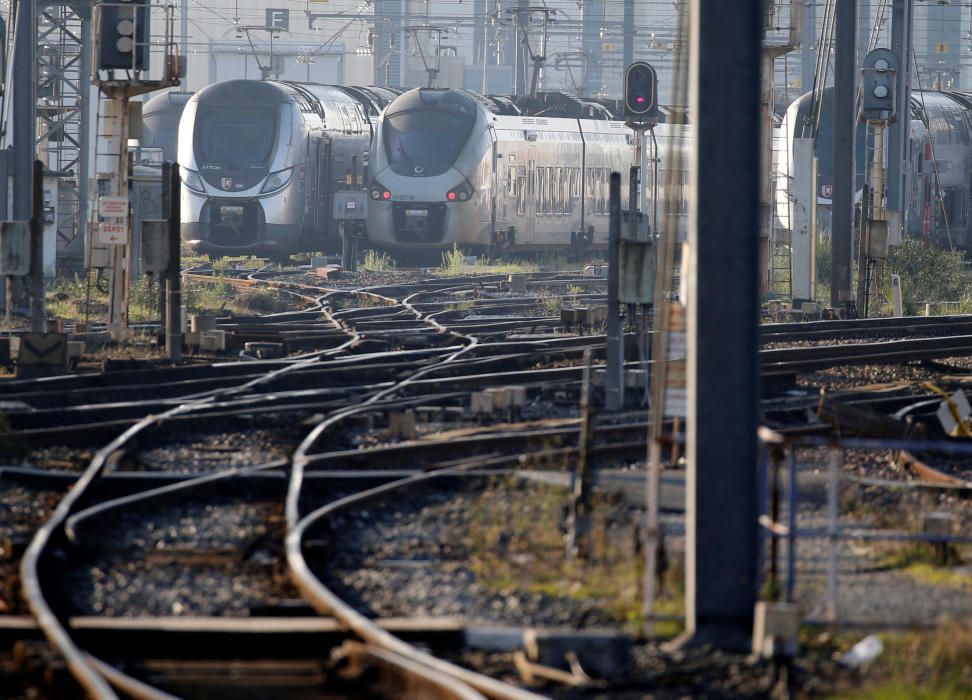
[16,332,67,377]
[99,195,128,217]
[98,222,128,245]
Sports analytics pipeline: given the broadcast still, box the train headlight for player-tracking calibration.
[181,167,205,193]
[446,179,474,203]
[261,167,294,194]
[369,180,392,201]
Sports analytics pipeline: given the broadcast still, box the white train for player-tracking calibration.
[366,88,689,255]
[178,79,398,258]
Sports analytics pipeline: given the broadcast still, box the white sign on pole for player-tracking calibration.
[98,222,129,245]
[99,196,128,218]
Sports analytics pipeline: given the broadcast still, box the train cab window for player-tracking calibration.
[383,96,478,177]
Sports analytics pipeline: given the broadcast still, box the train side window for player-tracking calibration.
[554,167,563,215]
[563,169,571,215]
[540,168,550,214]
[596,169,605,214]
[536,167,545,215]
[508,166,517,196]
[517,167,527,215]
[586,168,594,213]
[551,167,559,215]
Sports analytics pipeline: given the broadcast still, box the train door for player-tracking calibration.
[316,137,332,240]
[524,147,536,241]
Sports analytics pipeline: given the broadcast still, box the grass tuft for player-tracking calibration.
[362,250,396,272]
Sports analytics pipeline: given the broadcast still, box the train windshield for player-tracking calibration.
[194,106,278,166]
[383,108,475,176]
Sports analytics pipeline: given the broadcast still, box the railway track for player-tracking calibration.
[7,268,972,697]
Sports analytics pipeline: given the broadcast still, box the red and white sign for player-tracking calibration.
[99,195,128,217]
[221,177,233,190]
[821,184,833,199]
[97,222,128,245]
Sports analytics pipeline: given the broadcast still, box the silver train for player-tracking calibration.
[776,86,972,251]
[178,79,398,257]
[366,88,689,254]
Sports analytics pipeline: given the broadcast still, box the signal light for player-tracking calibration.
[446,180,474,202]
[97,0,150,71]
[624,61,658,121]
[383,190,391,200]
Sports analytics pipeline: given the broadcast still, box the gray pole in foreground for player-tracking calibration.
[887,0,912,237]
[683,0,760,651]
[831,0,856,311]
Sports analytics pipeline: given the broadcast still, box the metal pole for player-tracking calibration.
[78,6,93,261]
[684,0,761,650]
[786,449,797,603]
[623,0,634,70]
[831,0,856,313]
[605,171,623,411]
[181,0,188,82]
[165,163,182,363]
[581,0,603,96]
[827,447,840,623]
[569,348,595,558]
[12,0,35,222]
[30,160,45,332]
[108,96,130,339]
[887,0,912,243]
[801,0,816,97]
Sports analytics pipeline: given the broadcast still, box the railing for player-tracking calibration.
[758,428,972,627]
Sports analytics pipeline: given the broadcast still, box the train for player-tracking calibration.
[177,79,399,258]
[776,86,972,251]
[365,87,689,255]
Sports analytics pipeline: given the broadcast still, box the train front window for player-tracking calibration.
[195,106,278,166]
[383,108,476,176]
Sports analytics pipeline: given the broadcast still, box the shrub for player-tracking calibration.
[884,239,967,315]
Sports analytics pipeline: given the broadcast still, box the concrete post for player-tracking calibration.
[683,0,761,651]
[831,0,856,312]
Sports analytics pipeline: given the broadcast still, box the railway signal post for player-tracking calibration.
[856,49,898,317]
[90,0,180,341]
